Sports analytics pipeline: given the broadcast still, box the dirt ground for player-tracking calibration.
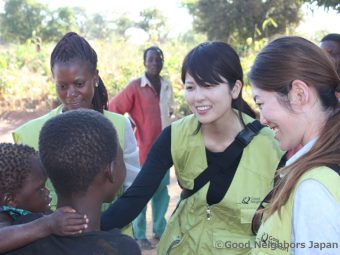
[0,110,180,255]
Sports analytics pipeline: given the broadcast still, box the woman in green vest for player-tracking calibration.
[101,41,283,254]
[12,32,139,236]
[249,36,340,255]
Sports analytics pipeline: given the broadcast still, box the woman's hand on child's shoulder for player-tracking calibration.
[44,206,88,236]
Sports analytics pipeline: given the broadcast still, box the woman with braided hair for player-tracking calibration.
[12,32,140,236]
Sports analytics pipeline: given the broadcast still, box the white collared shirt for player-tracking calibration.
[140,74,175,129]
[289,138,340,255]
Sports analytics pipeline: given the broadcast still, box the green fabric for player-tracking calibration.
[158,113,283,255]
[252,166,340,255]
[12,105,126,210]
[0,205,31,220]
[12,105,125,150]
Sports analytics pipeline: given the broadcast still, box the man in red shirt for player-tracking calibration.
[109,46,175,250]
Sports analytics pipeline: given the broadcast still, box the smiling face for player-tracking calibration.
[251,85,302,151]
[53,60,98,112]
[14,157,51,213]
[184,73,238,126]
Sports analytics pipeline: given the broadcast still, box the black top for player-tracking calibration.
[5,214,141,255]
[101,125,241,230]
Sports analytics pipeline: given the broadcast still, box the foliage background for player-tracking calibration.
[0,0,338,116]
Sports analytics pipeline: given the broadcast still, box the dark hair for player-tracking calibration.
[249,36,339,111]
[181,41,255,128]
[249,36,340,218]
[321,33,340,43]
[39,109,118,197]
[50,32,108,113]
[143,46,164,63]
[0,143,38,197]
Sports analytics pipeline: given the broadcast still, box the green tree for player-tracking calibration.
[85,14,114,40]
[113,15,135,36]
[138,8,169,42]
[182,0,303,46]
[41,7,78,42]
[0,0,47,43]
[304,0,339,12]
[72,7,88,34]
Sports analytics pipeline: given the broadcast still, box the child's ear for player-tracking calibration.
[104,163,114,184]
[3,193,17,207]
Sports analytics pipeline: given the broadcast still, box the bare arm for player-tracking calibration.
[0,207,88,253]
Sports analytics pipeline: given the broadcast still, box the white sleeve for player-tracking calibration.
[122,117,140,190]
[292,179,340,255]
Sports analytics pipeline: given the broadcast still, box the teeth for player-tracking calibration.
[196,106,210,111]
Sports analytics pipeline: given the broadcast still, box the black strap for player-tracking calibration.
[180,120,263,200]
[328,164,340,175]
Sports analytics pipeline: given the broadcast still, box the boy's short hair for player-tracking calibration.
[39,109,118,197]
[0,143,38,196]
[143,46,164,63]
[321,33,340,43]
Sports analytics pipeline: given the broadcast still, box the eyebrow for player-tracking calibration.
[253,95,258,101]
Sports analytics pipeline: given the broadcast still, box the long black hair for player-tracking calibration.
[50,32,108,113]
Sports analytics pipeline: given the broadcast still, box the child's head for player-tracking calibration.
[320,33,340,75]
[0,143,50,213]
[38,109,120,202]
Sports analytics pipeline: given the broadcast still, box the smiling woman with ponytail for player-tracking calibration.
[249,36,340,255]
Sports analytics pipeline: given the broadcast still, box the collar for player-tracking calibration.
[140,73,163,88]
[286,137,318,166]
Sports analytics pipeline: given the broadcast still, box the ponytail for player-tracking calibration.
[92,76,108,113]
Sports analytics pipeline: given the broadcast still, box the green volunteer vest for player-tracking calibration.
[13,105,125,150]
[12,105,133,236]
[158,113,283,255]
[252,166,340,255]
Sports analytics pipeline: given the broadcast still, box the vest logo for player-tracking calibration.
[256,233,339,251]
[242,197,251,204]
[239,196,261,205]
[261,233,269,243]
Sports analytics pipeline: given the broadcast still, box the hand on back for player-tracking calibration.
[45,206,88,236]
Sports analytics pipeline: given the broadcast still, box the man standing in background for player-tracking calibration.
[109,46,175,250]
